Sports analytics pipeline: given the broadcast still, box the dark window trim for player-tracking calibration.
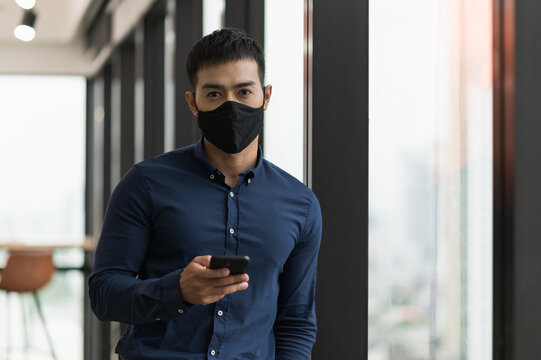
[84,75,112,360]
[175,0,203,148]
[120,38,136,176]
[102,64,112,208]
[225,0,264,47]
[310,0,368,358]
[493,0,515,358]
[493,0,541,359]
[225,0,265,151]
[143,0,167,159]
[85,79,94,237]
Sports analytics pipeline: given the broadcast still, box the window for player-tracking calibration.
[203,0,225,36]
[0,75,86,359]
[368,1,493,358]
[264,0,305,182]
[0,76,85,242]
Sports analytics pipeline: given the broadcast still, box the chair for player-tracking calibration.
[0,249,58,360]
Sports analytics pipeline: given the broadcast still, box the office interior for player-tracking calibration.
[0,0,540,359]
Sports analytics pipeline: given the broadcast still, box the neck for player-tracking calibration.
[203,137,259,188]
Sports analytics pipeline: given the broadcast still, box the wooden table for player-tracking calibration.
[0,236,96,270]
[0,236,95,251]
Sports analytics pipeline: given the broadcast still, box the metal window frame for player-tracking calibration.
[175,0,203,147]
[102,64,112,207]
[492,0,515,358]
[309,0,369,358]
[493,0,541,359]
[143,0,167,159]
[225,0,264,47]
[120,38,136,176]
[84,73,112,360]
[225,0,265,151]
[306,0,541,358]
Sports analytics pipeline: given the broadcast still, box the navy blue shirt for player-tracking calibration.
[89,140,322,360]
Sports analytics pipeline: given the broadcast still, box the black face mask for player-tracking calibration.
[196,100,264,154]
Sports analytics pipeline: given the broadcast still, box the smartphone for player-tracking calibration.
[209,255,250,275]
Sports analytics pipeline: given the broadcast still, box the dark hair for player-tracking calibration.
[186,28,265,88]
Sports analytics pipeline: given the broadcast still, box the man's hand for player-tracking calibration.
[179,255,249,305]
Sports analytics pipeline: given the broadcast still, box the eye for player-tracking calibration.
[238,89,252,96]
[206,91,221,98]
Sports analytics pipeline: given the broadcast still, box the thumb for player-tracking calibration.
[192,255,212,267]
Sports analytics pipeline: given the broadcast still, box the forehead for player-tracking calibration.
[195,59,261,89]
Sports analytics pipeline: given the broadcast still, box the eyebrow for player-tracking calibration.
[201,81,257,90]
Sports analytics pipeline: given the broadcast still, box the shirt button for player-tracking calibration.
[210,349,216,356]
[217,310,223,316]
[229,191,234,197]
[178,309,184,314]
[229,228,235,234]
[247,178,251,184]
[210,174,215,180]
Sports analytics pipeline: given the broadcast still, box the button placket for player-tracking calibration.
[226,190,237,246]
[208,294,229,358]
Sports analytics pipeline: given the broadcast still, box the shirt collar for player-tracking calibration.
[193,138,263,180]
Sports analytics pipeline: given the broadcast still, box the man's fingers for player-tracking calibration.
[197,280,249,305]
[200,267,230,278]
[181,256,249,305]
[209,281,249,296]
[190,256,228,278]
[191,256,235,278]
[213,273,249,286]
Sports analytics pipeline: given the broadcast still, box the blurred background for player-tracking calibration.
[1,0,539,359]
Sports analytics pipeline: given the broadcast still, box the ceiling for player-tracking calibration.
[0,0,154,75]
[0,0,93,45]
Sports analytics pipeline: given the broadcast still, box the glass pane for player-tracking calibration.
[264,0,304,182]
[368,1,493,359]
[203,0,225,36]
[0,75,85,243]
[0,75,85,359]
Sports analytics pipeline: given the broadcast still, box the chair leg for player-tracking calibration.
[6,291,10,360]
[21,294,29,351]
[32,292,58,360]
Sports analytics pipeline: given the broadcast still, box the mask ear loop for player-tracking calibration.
[192,92,200,114]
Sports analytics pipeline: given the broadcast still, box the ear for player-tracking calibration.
[185,91,198,116]
[263,85,272,110]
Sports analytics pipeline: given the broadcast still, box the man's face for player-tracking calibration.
[186,59,271,115]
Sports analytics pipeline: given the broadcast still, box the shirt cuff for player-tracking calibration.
[160,269,191,317]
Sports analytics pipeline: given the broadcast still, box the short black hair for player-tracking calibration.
[186,28,265,88]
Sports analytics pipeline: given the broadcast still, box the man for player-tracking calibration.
[89,28,322,360]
